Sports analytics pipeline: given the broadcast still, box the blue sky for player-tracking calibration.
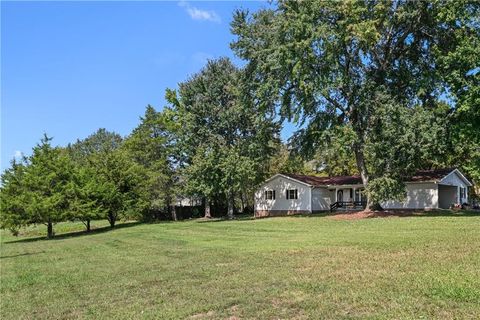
[1,1,297,171]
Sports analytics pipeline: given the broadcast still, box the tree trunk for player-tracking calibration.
[171,205,178,221]
[86,219,91,232]
[47,221,54,239]
[240,191,245,213]
[108,213,116,228]
[204,198,211,218]
[353,143,382,211]
[227,192,234,220]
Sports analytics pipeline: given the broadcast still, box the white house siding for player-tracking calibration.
[311,187,332,211]
[255,176,312,217]
[382,183,438,209]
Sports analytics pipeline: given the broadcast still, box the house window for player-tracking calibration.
[286,189,298,200]
[265,190,275,200]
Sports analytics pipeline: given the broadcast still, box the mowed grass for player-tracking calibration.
[1,212,480,319]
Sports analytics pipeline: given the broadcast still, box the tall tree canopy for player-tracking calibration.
[122,105,176,219]
[166,57,279,218]
[231,0,479,209]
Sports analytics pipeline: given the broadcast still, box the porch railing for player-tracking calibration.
[330,201,367,212]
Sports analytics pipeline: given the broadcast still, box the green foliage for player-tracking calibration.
[122,106,176,216]
[267,143,318,176]
[166,57,279,216]
[89,147,150,227]
[67,128,122,164]
[0,135,75,237]
[231,0,479,207]
[66,162,106,230]
[0,159,29,235]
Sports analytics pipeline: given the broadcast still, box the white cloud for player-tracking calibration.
[13,150,23,159]
[178,1,221,23]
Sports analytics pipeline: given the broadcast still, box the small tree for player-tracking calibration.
[67,163,106,231]
[23,135,73,238]
[0,159,29,236]
[92,148,149,228]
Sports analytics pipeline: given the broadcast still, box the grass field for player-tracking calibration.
[1,212,480,319]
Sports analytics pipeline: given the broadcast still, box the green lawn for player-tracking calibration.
[1,212,480,319]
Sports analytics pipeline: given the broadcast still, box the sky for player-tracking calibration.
[1,1,298,171]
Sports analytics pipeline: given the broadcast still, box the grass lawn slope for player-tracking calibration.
[1,212,479,319]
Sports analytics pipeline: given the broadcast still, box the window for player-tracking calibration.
[286,189,298,200]
[265,190,275,200]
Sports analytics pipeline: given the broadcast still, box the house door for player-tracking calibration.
[337,190,343,203]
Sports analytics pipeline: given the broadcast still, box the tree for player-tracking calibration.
[66,162,106,231]
[122,106,176,220]
[69,129,149,227]
[231,0,479,209]
[267,142,319,176]
[0,159,29,236]
[67,129,125,228]
[91,148,149,228]
[67,128,123,164]
[22,135,73,238]
[166,58,279,218]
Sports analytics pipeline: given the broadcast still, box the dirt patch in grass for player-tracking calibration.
[189,310,215,319]
[329,210,420,220]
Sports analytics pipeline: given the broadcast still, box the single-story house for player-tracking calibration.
[254,168,472,217]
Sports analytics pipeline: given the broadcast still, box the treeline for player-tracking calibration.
[0,59,312,237]
[2,1,479,236]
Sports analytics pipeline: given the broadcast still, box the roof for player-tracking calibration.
[280,168,464,187]
[282,173,362,186]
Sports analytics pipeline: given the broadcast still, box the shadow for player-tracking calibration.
[4,221,142,244]
[195,214,255,223]
[0,251,45,259]
[261,209,480,220]
[327,209,480,220]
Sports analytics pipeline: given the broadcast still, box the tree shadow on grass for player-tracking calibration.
[195,214,255,223]
[0,251,46,259]
[310,209,480,219]
[4,221,142,244]
[256,210,480,220]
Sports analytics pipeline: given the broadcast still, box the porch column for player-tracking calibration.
[335,187,338,202]
[353,187,356,202]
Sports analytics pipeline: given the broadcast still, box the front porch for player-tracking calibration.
[330,201,367,212]
[329,185,367,212]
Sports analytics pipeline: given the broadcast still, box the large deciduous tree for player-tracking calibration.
[166,58,279,218]
[231,0,479,209]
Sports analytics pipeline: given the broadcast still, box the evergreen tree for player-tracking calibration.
[23,135,73,238]
[0,159,29,236]
[122,106,176,220]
